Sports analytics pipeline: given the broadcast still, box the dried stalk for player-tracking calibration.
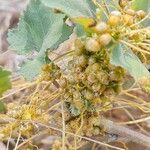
[101,117,150,149]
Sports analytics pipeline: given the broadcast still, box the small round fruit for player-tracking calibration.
[73,91,81,99]
[119,0,128,8]
[87,74,97,84]
[122,14,134,26]
[92,83,101,92]
[85,38,100,52]
[125,9,135,16]
[99,33,112,46]
[79,73,86,81]
[104,88,116,97]
[108,15,120,26]
[95,22,109,33]
[110,10,122,16]
[92,63,101,72]
[97,72,109,85]
[136,10,146,19]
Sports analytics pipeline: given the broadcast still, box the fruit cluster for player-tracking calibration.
[95,6,146,43]
[59,37,125,116]
[38,0,149,137]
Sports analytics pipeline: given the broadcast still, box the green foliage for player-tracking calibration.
[74,24,87,37]
[0,68,11,96]
[132,0,150,12]
[111,44,150,81]
[7,0,150,82]
[8,0,73,81]
[19,58,44,81]
[41,0,96,18]
[132,0,150,26]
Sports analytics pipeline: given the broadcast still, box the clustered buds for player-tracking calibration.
[40,63,61,81]
[61,37,125,117]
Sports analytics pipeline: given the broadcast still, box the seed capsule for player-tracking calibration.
[73,100,84,110]
[95,22,109,33]
[87,74,97,84]
[108,15,120,26]
[79,73,86,81]
[97,71,109,85]
[92,83,101,92]
[110,11,122,16]
[93,127,100,135]
[136,10,146,19]
[92,63,101,72]
[125,9,135,16]
[104,88,116,97]
[85,38,100,52]
[73,91,81,99]
[122,14,134,26]
[119,0,128,8]
[99,33,112,46]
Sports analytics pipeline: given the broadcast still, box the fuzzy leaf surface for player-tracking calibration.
[8,0,73,80]
[41,0,96,17]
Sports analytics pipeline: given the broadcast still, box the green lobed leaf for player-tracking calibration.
[8,0,73,81]
[111,44,150,81]
[0,68,11,96]
[19,58,44,81]
[41,0,96,18]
